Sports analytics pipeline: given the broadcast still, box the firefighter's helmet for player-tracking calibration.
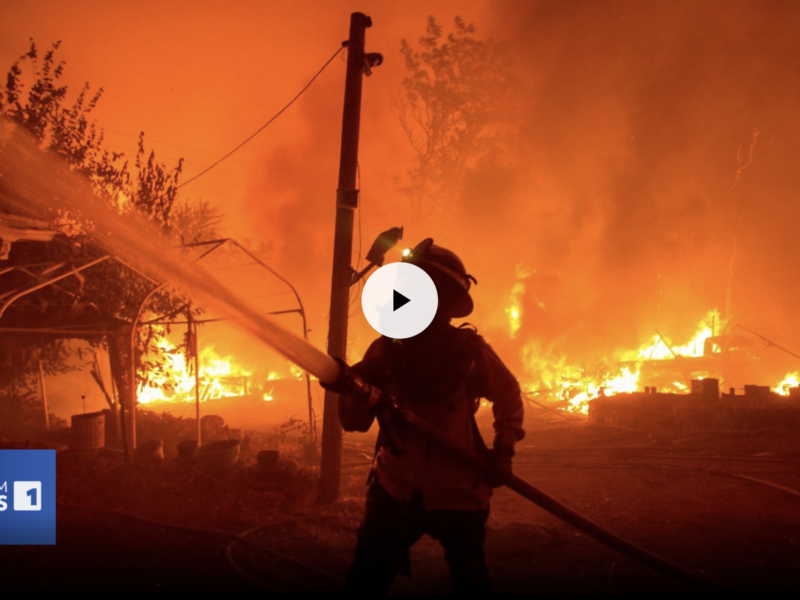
[402,238,477,318]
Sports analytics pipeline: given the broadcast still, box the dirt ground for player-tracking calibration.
[2,415,800,596]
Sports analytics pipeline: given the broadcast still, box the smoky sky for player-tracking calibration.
[3,0,800,398]
[467,0,800,375]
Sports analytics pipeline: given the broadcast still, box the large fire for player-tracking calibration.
[136,328,301,405]
[513,300,800,414]
[515,308,724,414]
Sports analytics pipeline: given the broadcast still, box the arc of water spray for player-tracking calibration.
[0,120,340,385]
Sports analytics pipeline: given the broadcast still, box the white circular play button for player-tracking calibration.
[361,262,438,339]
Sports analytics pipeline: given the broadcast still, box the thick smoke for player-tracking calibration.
[461,0,800,380]
[237,1,800,388]
[5,1,800,420]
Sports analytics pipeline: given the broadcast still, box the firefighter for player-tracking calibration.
[328,238,525,595]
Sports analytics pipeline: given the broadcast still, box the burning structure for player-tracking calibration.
[514,305,800,421]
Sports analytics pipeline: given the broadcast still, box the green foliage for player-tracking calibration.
[398,16,518,219]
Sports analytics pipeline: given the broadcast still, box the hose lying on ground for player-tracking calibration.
[392,404,749,595]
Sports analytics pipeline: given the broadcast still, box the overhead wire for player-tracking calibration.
[147,43,347,202]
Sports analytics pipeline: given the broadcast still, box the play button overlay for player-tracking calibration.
[362,262,438,339]
[393,290,411,311]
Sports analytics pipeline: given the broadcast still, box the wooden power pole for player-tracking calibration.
[319,12,379,503]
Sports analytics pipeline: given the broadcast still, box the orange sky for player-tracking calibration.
[0,1,495,353]
[4,1,800,400]
[0,0,487,237]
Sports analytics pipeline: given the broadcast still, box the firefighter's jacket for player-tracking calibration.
[338,320,525,510]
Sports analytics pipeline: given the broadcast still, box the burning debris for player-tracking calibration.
[517,309,718,414]
[773,372,800,397]
[136,326,303,406]
[513,305,800,419]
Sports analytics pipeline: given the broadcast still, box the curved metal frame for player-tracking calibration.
[1,242,314,462]
[127,238,316,462]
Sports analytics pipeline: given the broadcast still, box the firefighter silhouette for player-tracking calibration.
[332,238,525,595]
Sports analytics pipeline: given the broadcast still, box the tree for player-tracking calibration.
[0,40,218,416]
[397,16,518,221]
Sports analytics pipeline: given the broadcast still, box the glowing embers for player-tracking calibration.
[136,327,291,405]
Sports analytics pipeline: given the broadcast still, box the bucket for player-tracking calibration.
[197,439,240,473]
[135,439,164,463]
[71,411,105,451]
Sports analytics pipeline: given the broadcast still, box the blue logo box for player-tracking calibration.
[0,450,56,545]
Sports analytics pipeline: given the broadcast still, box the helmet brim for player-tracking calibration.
[426,266,474,318]
[449,290,474,318]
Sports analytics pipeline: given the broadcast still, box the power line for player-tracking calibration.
[175,44,346,191]
[166,43,347,196]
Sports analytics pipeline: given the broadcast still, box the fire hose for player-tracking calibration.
[323,362,746,594]
[145,294,746,593]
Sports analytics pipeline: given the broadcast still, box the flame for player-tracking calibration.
[136,327,289,405]
[773,372,799,396]
[505,264,532,339]
[672,380,689,392]
[521,309,720,415]
[628,309,720,361]
[289,363,305,381]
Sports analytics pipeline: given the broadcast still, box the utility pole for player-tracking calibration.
[319,12,381,503]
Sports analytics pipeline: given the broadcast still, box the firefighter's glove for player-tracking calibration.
[319,357,382,407]
[484,446,514,488]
